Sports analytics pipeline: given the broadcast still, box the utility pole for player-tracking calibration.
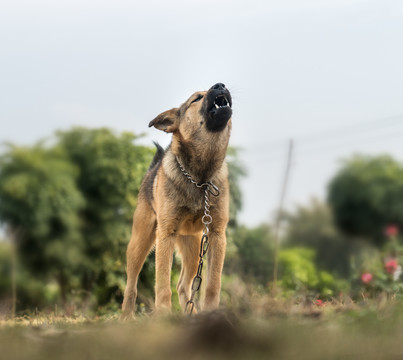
[271,139,294,296]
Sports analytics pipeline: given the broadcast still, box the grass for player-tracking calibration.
[1,297,403,360]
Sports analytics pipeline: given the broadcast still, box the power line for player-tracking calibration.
[297,127,403,156]
[242,113,403,162]
[296,113,403,143]
[244,113,403,154]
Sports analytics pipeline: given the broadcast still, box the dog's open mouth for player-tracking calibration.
[210,95,231,113]
[214,95,230,109]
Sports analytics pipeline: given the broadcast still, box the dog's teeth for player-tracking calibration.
[215,103,219,109]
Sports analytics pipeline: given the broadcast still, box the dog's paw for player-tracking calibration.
[119,311,135,321]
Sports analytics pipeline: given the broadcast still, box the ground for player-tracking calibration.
[1,298,403,360]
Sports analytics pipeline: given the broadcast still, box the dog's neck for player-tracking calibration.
[171,131,230,183]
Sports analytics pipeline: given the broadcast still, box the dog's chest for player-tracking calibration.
[172,184,214,232]
[174,184,206,214]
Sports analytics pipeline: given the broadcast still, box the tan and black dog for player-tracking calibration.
[121,83,232,318]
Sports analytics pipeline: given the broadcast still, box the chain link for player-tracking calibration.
[177,159,219,315]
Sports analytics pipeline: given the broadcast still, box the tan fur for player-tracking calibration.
[121,86,232,318]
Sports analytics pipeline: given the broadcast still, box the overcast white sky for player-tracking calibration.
[1,0,403,226]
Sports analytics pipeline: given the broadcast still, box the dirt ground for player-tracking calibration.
[1,300,403,360]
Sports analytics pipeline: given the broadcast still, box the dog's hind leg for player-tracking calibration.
[121,201,156,320]
[175,235,200,312]
[154,231,176,313]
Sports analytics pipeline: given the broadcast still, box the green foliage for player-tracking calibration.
[0,145,85,302]
[0,241,12,298]
[0,240,60,310]
[0,128,154,311]
[228,224,274,286]
[226,147,247,228]
[57,128,152,218]
[278,247,347,297]
[56,128,154,306]
[283,199,351,277]
[328,155,403,246]
[0,145,84,236]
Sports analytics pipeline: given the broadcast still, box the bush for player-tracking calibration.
[352,226,403,299]
[227,224,274,286]
[278,247,348,298]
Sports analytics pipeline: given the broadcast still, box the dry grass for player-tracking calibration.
[1,297,403,360]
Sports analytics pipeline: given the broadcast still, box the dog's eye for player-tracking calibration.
[191,95,203,104]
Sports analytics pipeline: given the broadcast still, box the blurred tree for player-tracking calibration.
[224,147,247,268]
[0,145,85,304]
[226,147,247,228]
[328,155,403,246]
[283,199,351,277]
[0,241,12,309]
[56,128,154,307]
[228,224,274,286]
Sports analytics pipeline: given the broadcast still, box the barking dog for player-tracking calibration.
[121,83,232,317]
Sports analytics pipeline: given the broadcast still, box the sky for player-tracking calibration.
[1,0,403,226]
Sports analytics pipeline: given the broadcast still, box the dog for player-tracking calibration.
[121,83,232,318]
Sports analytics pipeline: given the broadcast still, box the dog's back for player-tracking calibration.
[142,143,165,205]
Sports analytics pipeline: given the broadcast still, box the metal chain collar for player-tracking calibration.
[177,159,220,315]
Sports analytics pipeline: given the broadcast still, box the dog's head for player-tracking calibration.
[148,83,232,139]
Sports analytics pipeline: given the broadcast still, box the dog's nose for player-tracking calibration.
[212,83,226,91]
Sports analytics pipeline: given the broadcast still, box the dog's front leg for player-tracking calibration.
[204,230,226,311]
[176,235,199,311]
[155,233,176,313]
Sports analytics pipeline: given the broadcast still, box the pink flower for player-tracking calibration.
[361,273,373,284]
[315,299,324,307]
[385,225,399,237]
[385,259,398,274]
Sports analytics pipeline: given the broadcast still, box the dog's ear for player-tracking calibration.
[149,108,179,133]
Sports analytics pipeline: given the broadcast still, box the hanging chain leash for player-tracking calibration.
[177,160,219,315]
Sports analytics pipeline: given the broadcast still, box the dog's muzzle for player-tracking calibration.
[204,83,232,132]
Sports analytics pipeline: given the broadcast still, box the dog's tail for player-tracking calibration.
[149,142,165,169]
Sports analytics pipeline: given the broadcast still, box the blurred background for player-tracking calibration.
[1,0,403,316]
